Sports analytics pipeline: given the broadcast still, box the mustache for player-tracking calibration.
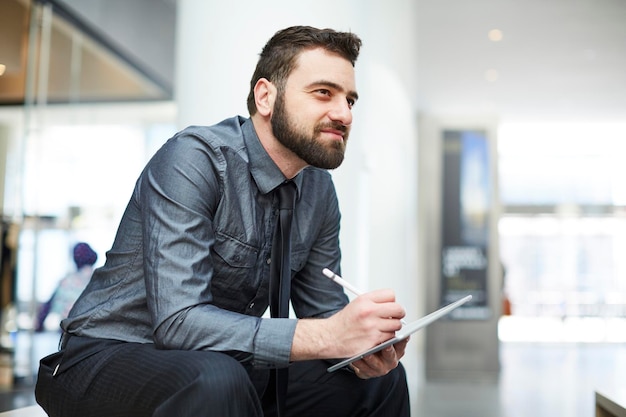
[316,122,348,134]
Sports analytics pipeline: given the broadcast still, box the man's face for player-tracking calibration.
[271,48,358,170]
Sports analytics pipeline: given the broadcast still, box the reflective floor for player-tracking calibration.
[2,332,625,415]
[414,342,625,417]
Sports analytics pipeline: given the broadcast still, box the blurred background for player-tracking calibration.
[0,0,625,415]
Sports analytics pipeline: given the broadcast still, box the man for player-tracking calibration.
[35,26,410,417]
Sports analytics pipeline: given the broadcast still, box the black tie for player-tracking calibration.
[269,181,296,417]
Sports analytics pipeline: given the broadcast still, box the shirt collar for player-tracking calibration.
[241,117,303,198]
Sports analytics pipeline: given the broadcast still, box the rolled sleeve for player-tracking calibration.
[252,318,297,368]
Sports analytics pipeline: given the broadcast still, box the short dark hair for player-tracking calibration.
[246,26,362,115]
[73,242,97,269]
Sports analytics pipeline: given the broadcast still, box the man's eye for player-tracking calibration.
[316,89,331,96]
[347,98,355,108]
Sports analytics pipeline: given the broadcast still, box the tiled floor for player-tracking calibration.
[2,332,625,415]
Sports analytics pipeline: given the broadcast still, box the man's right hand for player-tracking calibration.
[290,289,406,364]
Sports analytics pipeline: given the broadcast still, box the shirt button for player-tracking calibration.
[249,302,255,309]
[267,258,271,264]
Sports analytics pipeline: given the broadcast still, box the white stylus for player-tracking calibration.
[322,268,407,325]
[322,268,364,296]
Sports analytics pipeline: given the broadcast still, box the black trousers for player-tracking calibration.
[35,336,410,417]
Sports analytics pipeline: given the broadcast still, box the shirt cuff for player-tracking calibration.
[252,317,297,368]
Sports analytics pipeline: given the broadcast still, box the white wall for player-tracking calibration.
[176,0,423,407]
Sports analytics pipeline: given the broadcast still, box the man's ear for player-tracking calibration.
[254,78,276,117]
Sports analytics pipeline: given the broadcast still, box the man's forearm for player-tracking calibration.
[290,318,344,361]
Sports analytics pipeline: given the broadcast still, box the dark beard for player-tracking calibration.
[271,94,347,170]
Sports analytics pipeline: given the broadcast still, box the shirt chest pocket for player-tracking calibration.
[210,232,260,311]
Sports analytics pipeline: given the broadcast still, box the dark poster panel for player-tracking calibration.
[441,130,491,320]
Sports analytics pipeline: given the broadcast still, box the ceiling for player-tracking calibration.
[0,0,174,104]
[416,0,626,121]
[1,0,624,122]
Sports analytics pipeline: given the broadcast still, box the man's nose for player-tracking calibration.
[328,98,353,126]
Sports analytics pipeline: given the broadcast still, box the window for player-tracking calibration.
[498,122,626,343]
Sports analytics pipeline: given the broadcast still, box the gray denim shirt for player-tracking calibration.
[61,116,348,368]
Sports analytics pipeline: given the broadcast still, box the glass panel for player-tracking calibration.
[17,121,176,311]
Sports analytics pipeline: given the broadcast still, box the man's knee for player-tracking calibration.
[193,353,253,396]
[348,363,410,416]
[155,352,262,417]
[388,361,408,388]
[284,360,409,417]
[373,363,410,416]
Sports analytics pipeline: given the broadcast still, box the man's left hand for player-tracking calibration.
[349,337,409,379]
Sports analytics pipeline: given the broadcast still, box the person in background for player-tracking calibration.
[35,26,410,417]
[35,242,97,332]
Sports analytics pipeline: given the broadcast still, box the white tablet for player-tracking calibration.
[327,295,473,372]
